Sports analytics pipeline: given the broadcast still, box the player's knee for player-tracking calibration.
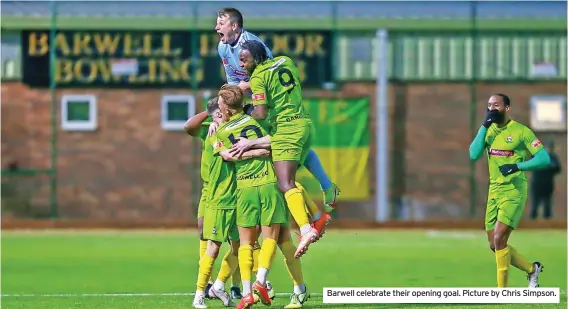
[493,232,507,250]
[239,238,255,247]
[207,241,222,258]
[277,180,295,193]
[230,241,240,256]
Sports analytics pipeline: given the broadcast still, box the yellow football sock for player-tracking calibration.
[196,254,215,291]
[252,242,261,273]
[199,240,207,259]
[495,247,511,288]
[258,238,278,270]
[279,240,304,285]
[231,265,242,287]
[217,249,238,284]
[296,182,319,217]
[509,245,534,273]
[199,240,213,282]
[238,245,253,282]
[285,188,311,228]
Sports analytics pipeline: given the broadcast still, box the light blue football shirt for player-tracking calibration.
[217,29,273,86]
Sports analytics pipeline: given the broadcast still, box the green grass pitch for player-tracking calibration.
[1,229,566,309]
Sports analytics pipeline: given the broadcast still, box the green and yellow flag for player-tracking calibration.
[296,97,370,200]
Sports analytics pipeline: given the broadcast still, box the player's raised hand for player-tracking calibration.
[483,109,500,128]
[499,164,519,176]
[207,122,219,137]
[230,137,253,158]
[238,81,251,91]
[483,109,499,129]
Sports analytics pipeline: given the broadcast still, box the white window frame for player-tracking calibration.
[161,94,196,131]
[61,94,97,131]
[530,95,567,132]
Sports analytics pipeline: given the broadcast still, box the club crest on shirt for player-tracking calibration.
[212,228,217,235]
[506,135,513,143]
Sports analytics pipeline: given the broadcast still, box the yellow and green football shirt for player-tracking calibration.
[250,56,310,130]
[213,113,277,188]
[485,120,544,192]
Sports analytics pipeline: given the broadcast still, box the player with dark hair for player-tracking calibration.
[469,93,550,288]
[215,7,340,218]
[230,40,323,258]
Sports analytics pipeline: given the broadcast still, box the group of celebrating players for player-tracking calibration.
[184,6,552,309]
[184,8,339,309]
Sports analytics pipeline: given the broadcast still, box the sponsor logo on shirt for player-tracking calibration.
[531,139,542,148]
[489,149,514,157]
[253,93,266,101]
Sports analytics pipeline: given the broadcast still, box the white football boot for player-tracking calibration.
[208,286,234,307]
[192,292,207,309]
[528,262,544,288]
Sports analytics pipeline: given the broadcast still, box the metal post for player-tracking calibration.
[49,0,58,218]
[190,2,200,217]
[468,1,478,218]
[375,29,389,222]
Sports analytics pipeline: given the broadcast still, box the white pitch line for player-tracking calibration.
[1,292,323,298]
[2,290,566,298]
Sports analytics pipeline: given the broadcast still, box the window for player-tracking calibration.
[61,95,97,131]
[161,95,196,131]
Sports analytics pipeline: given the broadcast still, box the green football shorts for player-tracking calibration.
[235,183,289,228]
[485,188,527,231]
[202,207,239,243]
[271,119,313,164]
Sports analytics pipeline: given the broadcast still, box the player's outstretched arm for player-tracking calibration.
[219,149,271,162]
[184,111,209,137]
[469,126,488,161]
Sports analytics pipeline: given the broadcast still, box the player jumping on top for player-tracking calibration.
[227,40,325,257]
[214,8,340,216]
[469,93,550,288]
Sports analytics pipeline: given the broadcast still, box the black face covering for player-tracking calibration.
[487,109,505,123]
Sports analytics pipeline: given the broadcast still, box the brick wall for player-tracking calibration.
[2,81,566,221]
